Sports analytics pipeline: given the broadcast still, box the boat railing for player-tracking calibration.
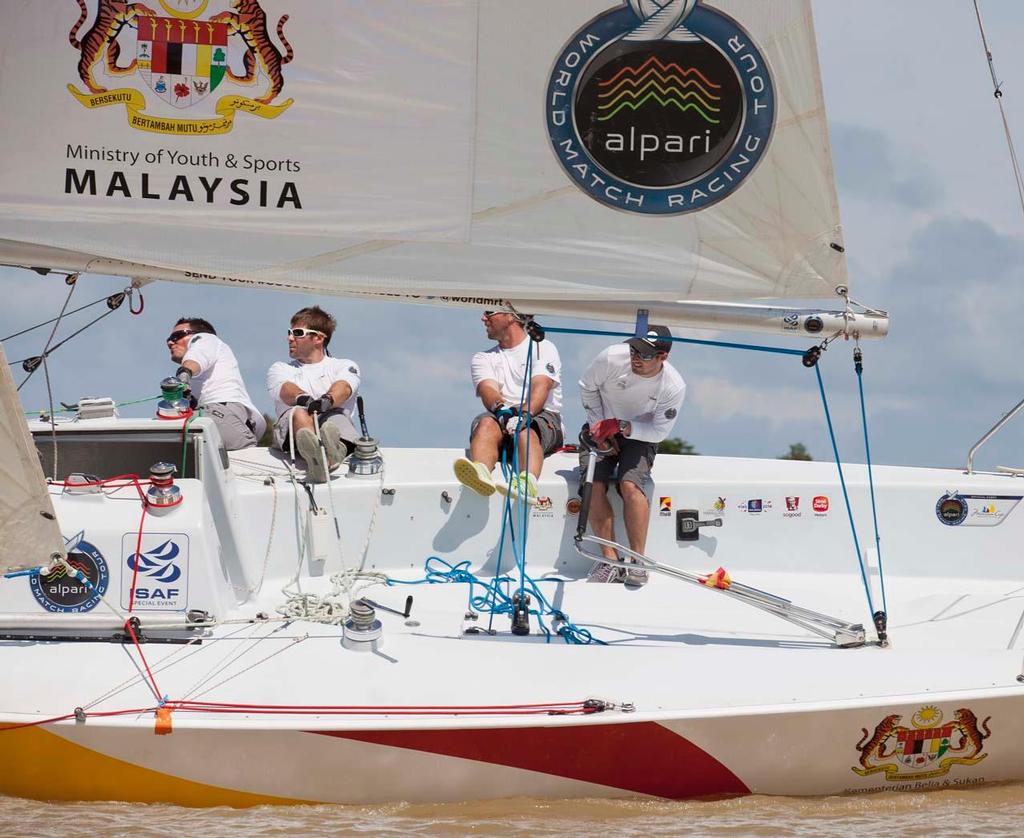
[965,394,1024,473]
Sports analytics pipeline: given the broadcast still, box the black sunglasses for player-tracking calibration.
[629,346,661,361]
[166,329,194,343]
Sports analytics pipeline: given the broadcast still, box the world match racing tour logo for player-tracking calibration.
[546,0,775,214]
[66,0,294,136]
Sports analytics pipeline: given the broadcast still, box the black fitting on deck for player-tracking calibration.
[872,610,888,644]
[511,591,531,636]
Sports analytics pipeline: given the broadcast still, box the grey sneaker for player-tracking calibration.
[295,427,328,483]
[624,567,649,588]
[587,562,625,583]
[319,421,349,466]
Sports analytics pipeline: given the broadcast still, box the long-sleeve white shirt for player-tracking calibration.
[578,344,685,443]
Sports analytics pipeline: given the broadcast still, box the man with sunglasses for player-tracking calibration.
[578,325,686,587]
[266,306,361,482]
[453,309,563,503]
[165,317,266,450]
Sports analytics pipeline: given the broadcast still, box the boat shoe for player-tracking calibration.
[453,457,496,496]
[296,427,329,483]
[495,471,538,505]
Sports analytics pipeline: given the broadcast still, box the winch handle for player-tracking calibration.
[575,449,598,543]
[356,395,370,440]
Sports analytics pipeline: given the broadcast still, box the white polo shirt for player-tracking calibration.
[471,336,562,413]
[266,356,361,420]
[579,344,685,443]
[181,333,259,414]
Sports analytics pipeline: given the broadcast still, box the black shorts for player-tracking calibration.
[579,427,657,494]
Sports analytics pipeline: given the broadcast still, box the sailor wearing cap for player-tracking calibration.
[453,309,564,503]
[266,306,361,482]
[165,316,265,450]
[578,325,686,586]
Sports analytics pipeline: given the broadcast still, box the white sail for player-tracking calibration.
[0,0,845,310]
[0,344,64,573]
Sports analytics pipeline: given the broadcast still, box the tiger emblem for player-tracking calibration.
[69,0,157,94]
[855,713,901,770]
[211,0,294,104]
[952,708,992,755]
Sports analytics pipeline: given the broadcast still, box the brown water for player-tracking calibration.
[4,787,1024,838]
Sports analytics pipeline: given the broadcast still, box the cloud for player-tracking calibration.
[831,123,942,211]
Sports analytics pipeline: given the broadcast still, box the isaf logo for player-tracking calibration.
[122,533,190,609]
[546,0,775,215]
[67,0,294,135]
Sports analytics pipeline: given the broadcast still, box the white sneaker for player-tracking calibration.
[496,471,539,505]
[296,427,328,483]
[454,457,496,496]
[587,562,625,583]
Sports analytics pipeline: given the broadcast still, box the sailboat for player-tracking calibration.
[0,0,1019,804]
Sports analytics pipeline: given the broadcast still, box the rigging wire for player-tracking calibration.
[16,274,78,391]
[972,0,1024,223]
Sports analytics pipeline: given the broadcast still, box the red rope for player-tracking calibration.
[123,619,162,702]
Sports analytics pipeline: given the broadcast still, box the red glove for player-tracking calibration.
[590,418,623,444]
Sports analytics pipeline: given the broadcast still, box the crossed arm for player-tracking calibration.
[279,380,353,408]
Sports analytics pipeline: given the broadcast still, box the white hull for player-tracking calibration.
[1,418,1020,804]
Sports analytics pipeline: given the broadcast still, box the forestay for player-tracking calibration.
[0,0,845,310]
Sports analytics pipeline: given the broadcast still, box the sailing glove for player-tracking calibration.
[590,418,625,443]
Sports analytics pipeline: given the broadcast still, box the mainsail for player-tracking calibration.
[0,0,848,322]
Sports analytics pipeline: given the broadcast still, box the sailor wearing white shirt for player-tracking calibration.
[454,309,564,503]
[165,317,265,451]
[579,325,686,586]
[265,306,361,483]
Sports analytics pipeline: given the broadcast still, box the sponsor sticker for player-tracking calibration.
[813,495,829,515]
[121,533,190,611]
[30,531,109,613]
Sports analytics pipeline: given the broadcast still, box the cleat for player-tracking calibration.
[624,567,649,588]
[496,471,538,505]
[319,422,348,466]
[296,427,328,483]
[587,562,625,583]
[454,457,496,496]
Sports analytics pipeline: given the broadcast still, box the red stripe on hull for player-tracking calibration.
[317,721,749,799]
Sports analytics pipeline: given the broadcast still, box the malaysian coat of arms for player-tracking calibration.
[66,0,294,135]
[852,706,992,782]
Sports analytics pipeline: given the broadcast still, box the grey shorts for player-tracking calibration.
[203,402,266,451]
[579,430,657,495]
[470,409,564,457]
[273,408,359,454]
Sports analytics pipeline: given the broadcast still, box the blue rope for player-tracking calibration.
[855,356,887,614]
[541,325,805,358]
[815,365,875,616]
[388,558,602,644]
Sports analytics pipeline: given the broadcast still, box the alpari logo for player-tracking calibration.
[66,0,294,135]
[546,0,775,214]
[30,532,109,613]
[127,539,182,583]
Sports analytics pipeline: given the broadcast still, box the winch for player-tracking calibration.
[156,378,191,419]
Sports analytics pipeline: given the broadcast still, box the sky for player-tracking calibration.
[3,0,1024,471]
